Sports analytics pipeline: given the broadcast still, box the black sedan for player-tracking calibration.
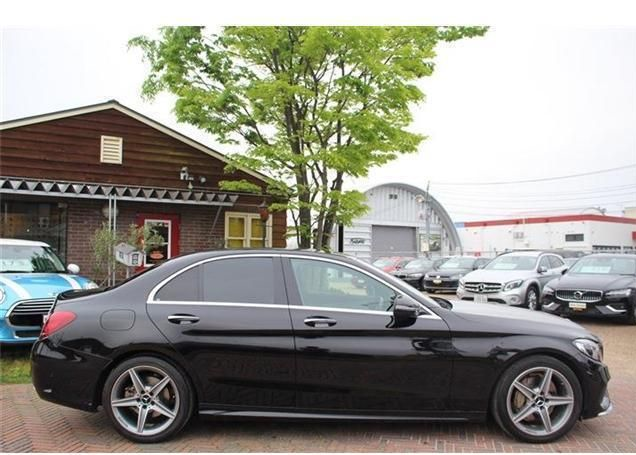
[32,250,611,443]
[390,257,436,290]
[541,253,636,324]
[422,256,490,293]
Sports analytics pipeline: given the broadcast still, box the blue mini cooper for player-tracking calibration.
[0,238,97,344]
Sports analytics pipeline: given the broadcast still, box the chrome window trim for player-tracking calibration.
[147,253,439,319]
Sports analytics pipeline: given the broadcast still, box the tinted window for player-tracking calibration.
[538,256,551,270]
[155,267,201,301]
[290,259,396,312]
[203,258,274,304]
[548,256,564,269]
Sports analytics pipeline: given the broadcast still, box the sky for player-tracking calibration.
[2,26,635,221]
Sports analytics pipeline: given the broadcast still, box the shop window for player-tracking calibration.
[225,212,270,248]
[0,201,68,261]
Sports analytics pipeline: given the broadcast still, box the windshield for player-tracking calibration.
[485,255,537,271]
[439,257,476,269]
[373,258,393,267]
[405,259,433,270]
[0,245,66,273]
[569,256,636,275]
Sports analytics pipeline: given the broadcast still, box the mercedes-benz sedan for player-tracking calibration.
[32,250,611,443]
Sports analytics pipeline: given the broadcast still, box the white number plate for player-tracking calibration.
[474,294,488,304]
[569,302,587,310]
[433,279,442,284]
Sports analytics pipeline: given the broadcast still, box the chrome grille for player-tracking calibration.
[7,298,55,326]
[464,282,502,293]
[555,289,603,303]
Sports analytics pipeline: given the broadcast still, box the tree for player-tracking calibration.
[130,26,487,249]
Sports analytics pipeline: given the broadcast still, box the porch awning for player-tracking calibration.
[0,176,238,207]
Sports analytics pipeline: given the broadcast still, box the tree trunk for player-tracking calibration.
[319,172,343,251]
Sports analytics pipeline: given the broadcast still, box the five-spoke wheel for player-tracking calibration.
[492,355,582,443]
[103,356,193,443]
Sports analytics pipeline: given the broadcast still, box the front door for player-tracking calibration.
[136,213,180,267]
[146,255,296,408]
[282,256,452,413]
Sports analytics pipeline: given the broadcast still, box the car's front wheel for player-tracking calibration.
[102,356,194,443]
[491,355,582,443]
[526,286,540,311]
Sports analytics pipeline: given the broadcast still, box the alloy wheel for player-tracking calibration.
[109,365,180,437]
[505,366,575,437]
[527,289,539,310]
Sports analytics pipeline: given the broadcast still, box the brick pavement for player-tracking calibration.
[1,321,635,453]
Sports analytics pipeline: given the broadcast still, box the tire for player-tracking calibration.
[491,355,582,443]
[102,356,194,443]
[526,286,540,311]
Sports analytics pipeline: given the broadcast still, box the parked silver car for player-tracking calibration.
[456,251,568,309]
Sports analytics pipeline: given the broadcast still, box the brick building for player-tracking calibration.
[0,100,286,279]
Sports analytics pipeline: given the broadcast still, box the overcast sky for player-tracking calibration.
[2,26,635,221]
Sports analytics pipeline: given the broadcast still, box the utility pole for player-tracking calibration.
[425,181,431,256]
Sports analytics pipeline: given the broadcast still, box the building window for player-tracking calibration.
[0,201,68,262]
[388,193,398,200]
[565,233,584,242]
[143,219,171,266]
[225,212,270,248]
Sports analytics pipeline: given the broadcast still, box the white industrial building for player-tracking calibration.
[332,183,462,261]
[456,214,636,257]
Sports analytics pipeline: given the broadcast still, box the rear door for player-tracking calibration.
[282,256,452,413]
[146,254,296,408]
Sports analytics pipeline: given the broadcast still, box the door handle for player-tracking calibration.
[304,317,337,328]
[168,314,200,325]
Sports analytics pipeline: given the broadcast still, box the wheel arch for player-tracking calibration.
[486,348,586,416]
[93,346,200,410]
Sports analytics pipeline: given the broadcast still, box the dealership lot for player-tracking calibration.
[1,318,634,453]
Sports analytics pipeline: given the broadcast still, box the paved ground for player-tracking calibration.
[1,319,635,453]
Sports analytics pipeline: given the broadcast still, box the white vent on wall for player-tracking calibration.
[100,135,123,164]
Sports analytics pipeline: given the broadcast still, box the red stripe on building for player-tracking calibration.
[462,214,636,228]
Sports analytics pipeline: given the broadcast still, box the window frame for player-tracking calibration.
[146,253,440,319]
[224,211,271,248]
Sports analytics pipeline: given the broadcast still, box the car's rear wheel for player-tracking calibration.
[526,286,540,311]
[102,356,194,443]
[491,355,582,443]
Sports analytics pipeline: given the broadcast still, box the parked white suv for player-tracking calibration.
[456,251,568,309]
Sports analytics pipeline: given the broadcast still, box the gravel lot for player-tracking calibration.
[1,317,634,452]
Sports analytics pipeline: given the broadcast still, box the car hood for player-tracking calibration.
[462,269,537,282]
[550,273,636,291]
[428,268,471,277]
[0,273,90,306]
[444,299,594,340]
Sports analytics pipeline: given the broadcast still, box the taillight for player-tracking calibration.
[40,311,76,338]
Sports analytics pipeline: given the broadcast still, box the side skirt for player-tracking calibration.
[199,409,484,422]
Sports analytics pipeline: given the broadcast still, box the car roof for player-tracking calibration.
[583,253,636,259]
[0,238,50,247]
[499,250,546,257]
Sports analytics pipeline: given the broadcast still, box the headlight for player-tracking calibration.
[573,338,603,362]
[503,279,524,291]
[408,273,423,279]
[543,285,555,296]
[0,287,5,304]
[605,288,632,298]
[83,281,99,290]
[459,278,465,287]
[424,273,430,279]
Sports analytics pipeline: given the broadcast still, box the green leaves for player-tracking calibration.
[130,26,487,249]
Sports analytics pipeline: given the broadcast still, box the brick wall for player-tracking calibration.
[64,198,287,282]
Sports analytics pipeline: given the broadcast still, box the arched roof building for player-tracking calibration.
[333,182,462,261]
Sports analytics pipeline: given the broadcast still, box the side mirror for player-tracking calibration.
[391,296,418,328]
[67,263,80,274]
[538,265,548,274]
[562,268,568,275]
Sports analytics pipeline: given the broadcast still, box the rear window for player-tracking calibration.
[202,257,274,304]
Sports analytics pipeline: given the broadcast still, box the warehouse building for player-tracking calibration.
[333,183,462,262]
[457,214,636,256]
